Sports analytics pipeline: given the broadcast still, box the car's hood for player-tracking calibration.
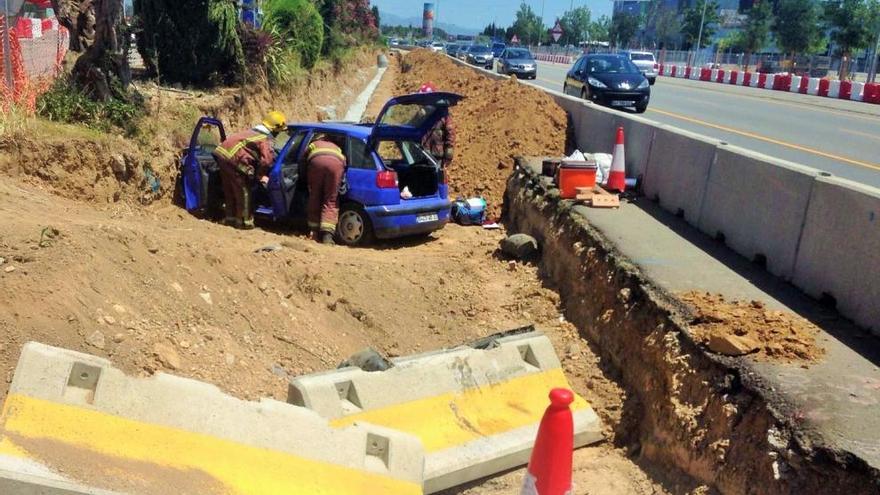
[505,58,535,65]
[470,52,492,58]
[590,72,646,90]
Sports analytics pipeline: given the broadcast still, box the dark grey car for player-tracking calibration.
[495,48,537,79]
[466,45,494,69]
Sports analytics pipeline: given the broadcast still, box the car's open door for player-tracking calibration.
[369,92,463,145]
[181,117,226,214]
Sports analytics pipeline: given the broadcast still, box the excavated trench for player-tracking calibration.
[502,158,878,494]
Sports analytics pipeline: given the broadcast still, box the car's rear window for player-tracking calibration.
[630,53,655,62]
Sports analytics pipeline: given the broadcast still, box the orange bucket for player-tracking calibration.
[557,159,597,199]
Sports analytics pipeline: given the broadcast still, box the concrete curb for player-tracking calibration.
[0,342,425,495]
[288,331,604,493]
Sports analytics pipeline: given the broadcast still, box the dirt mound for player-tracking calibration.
[395,50,567,218]
[681,291,825,362]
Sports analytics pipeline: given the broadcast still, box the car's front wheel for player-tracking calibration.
[337,204,374,246]
[581,87,588,100]
[649,77,656,86]
[635,103,648,114]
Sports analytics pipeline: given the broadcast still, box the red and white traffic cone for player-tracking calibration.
[607,126,626,193]
[520,388,574,495]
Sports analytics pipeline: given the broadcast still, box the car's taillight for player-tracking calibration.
[653,63,659,70]
[376,170,398,189]
[439,169,448,184]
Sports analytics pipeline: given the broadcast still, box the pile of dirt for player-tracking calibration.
[394,50,568,218]
[681,291,825,362]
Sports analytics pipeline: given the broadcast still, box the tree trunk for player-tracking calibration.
[51,0,96,52]
[743,51,751,72]
[839,52,850,80]
[72,0,130,101]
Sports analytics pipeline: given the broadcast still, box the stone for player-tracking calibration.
[103,315,116,325]
[154,343,181,370]
[4,266,16,273]
[112,304,127,314]
[171,282,183,293]
[109,154,127,177]
[707,334,759,356]
[112,333,126,343]
[225,353,236,366]
[500,234,539,260]
[86,330,106,350]
[199,292,213,305]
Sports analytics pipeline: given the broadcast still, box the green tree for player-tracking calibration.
[264,0,324,70]
[589,15,611,42]
[609,12,640,47]
[372,5,380,29]
[510,2,544,45]
[774,0,823,65]
[645,0,680,49]
[482,22,503,38]
[736,0,773,71]
[824,0,873,79]
[681,0,721,49]
[559,6,591,45]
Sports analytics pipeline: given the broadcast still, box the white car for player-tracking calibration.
[430,41,445,53]
[623,51,658,85]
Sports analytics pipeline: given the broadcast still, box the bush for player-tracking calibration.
[263,0,324,70]
[36,77,143,134]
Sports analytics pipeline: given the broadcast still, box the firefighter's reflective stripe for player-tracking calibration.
[306,143,345,162]
[215,133,269,160]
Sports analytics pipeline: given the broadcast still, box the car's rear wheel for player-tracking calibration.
[337,204,374,246]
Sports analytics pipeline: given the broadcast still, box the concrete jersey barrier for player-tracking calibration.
[0,342,425,495]
[288,331,604,493]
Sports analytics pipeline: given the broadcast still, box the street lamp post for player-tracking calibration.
[693,0,708,67]
[540,0,545,45]
[3,0,13,91]
[869,32,879,83]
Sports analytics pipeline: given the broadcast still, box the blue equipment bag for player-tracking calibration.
[451,197,487,225]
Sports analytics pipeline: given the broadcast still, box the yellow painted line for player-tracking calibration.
[330,369,589,453]
[841,127,880,143]
[647,107,880,172]
[0,394,420,495]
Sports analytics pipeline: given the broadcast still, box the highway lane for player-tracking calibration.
[528,60,880,188]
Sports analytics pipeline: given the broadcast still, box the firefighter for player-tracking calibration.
[212,111,286,229]
[306,136,346,245]
[418,82,456,167]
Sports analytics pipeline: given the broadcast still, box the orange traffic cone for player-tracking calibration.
[520,388,574,495]
[607,126,626,193]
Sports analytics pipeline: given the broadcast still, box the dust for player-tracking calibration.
[5,432,227,495]
[681,291,825,362]
[394,50,568,218]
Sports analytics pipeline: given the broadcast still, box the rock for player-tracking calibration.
[707,334,759,356]
[103,315,116,325]
[254,244,283,253]
[179,340,191,349]
[500,234,539,260]
[112,333,126,343]
[618,288,632,303]
[170,282,183,293]
[112,304,127,314]
[109,154,127,177]
[0,257,5,265]
[339,348,392,372]
[147,246,160,254]
[86,330,106,350]
[247,273,256,283]
[4,266,16,273]
[153,343,181,370]
[225,353,236,366]
[258,281,269,292]
[199,292,213,305]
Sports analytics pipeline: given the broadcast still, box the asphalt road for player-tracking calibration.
[528,60,880,187]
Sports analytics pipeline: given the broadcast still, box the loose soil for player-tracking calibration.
[681,291,824,363]
[392,50,568,218]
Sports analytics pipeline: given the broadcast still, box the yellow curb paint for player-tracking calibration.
[0,394,421,495]
[330,369,589,453]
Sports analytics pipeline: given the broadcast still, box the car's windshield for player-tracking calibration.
[493,43,505,50]
[432,42,444,47]
[471,46,491,54]
[586,56,641,74]
[630,53,655,62]
[506,48,532,59]
[377,140,436,167]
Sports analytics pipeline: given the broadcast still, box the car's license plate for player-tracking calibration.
[416,213,439,223]
[611,100,632,107]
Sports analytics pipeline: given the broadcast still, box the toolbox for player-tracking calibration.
[556,159,598,199]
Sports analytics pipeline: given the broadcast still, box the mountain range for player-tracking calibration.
[378,11,480,36]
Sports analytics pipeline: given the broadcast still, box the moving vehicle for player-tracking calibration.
[563,54,650,113]
[389,38,400,47]
[430,41,445,53]
[178,92,463,246]
[491,42,506,58]
[466,45,494,69]
[457,45,472,61]
[622,50,657,85]
[446,43,462,57]
[495,48,537,79]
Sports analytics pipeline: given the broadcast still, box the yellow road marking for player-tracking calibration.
[646,107,880,171]
[330,369,589,453]
[841,127,880,142]
[0,394,420,495]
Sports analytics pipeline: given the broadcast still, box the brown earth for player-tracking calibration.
[680,292,824,363]
[393,50,568,219]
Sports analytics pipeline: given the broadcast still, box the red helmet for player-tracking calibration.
[418,82,437,93]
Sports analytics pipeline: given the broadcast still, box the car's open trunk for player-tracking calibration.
[394,165,439,198]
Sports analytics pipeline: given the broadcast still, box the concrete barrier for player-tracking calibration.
[611,113,658,178]
[576,103,619,157]
[807,78,820,95]
[0,342,425,495]
[698,146,818,279]
[829,79,841,98]
[793,176,880,333]
[288,331,603,493]
[643,126,720,226]
[851,81,865,101]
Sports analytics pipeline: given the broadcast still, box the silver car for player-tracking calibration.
[466,45,494,69]
[624,51,657,85]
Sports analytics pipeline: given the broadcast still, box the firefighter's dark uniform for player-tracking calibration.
[306,140,346,238]
[212,129,275,229]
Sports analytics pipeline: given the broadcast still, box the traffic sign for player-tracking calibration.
[551,20,564,43]
[511,34,520,44]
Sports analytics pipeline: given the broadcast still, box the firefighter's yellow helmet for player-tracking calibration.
[262,110,287,134]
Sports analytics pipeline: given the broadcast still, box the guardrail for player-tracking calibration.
[446,53,880,334]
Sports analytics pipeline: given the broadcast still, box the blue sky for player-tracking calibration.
[371,0,614,31]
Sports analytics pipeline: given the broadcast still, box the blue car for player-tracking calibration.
[178,92,463,245]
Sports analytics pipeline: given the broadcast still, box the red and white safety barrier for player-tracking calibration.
[535,53,574,64]
[15,18,42,39]
[656,63,879,105]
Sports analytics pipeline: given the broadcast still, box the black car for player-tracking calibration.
[446,43,462,58]
[495,48,537,79]
[563,54,650,113]
[466,45,494,69]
